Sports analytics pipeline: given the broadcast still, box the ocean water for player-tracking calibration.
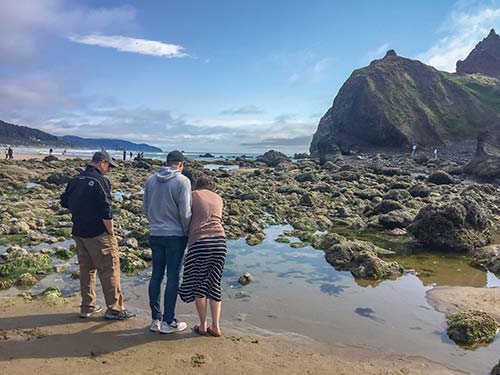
[14,147,261,162]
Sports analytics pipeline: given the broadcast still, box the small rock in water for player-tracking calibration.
[71,271,80,280]
[53,263,70,273]
[238,272,253,286]
[491,360,500,375]
[16,273,37,287]
[447,310,498,347]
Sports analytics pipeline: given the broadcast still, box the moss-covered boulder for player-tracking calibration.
[54,246,74,260]
[447,310,498,347]
[409,199,492,252]
[275,236,290,244]
[37,286,63,299]
[246,232,265,246]
[15,273,37,287]
[0,253,52,280]
[324,240,403,280]
[119,253,147,274]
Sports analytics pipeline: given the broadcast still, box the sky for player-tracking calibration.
[0,0,499,153]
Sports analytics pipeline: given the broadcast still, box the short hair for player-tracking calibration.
[194,174,215,191]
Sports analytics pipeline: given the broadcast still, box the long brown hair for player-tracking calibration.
[194,174,215,191]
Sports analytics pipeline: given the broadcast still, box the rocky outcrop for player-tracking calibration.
[447,310,498,347]
[470,244,500,277]
[457,29,500,78]
[324,240,403,280]
[256,150,290,167]
[408,199,492,252]
[310,30,500,159]
[464,127,500,180]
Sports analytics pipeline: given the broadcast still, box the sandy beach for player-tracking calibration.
[0,294,464,375]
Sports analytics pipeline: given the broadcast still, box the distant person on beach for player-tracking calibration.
[63,149,66,156]
[143,150,191,334]
[129,151,133,159]
[4,147,8,160]
[179,175,227,337]
[60,151,135,321]
[49,148,53,155]
[411,145,417,157]
[8,147,13,160]
[123,150,126,161]
[434,149,438,160]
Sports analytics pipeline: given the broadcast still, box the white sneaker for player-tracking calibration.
[149,319,161,332]
[159,319,187,334]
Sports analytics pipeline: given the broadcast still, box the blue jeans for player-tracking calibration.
[148,235,187,323]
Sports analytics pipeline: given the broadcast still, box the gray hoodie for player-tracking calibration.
[143,166,192,237]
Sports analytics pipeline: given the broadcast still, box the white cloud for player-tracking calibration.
[67,33,188,58]
[417,4,500,72]
[0,0,135,60]
[219,105,264,116]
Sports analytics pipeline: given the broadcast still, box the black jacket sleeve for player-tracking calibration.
[60,179,75,209]
[97,177,113,220]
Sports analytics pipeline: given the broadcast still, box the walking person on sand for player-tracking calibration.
[179,174,227,337]
[143,150,192,334]
[4,147,8,160]
[60,151,135,320]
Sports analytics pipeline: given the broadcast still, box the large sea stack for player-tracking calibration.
[310,30,500,160]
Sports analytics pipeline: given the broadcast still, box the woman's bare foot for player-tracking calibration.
[207,326,222,337]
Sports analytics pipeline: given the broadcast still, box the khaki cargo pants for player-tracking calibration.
[73,233,124,314]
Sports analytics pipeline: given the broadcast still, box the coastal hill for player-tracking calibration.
[0,120,162,152]
[0,120,71,148]
[62,135,162,152]
[310,29,500,157]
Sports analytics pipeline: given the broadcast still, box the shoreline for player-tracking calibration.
[0,294,465,375]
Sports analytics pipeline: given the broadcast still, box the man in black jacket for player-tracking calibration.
[61,151,134,320]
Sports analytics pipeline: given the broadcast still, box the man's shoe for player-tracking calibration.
[159,319,187,334]
[149,319,162,332]
[105,309,136,320]
[79,305,103,318]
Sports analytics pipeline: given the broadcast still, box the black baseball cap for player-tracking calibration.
[92,150,118,167]
[167,150,185,163]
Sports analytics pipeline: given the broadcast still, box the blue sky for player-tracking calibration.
[1,0,499,153]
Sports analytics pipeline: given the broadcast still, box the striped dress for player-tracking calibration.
[179,236,227,302]
[179,189,226,302]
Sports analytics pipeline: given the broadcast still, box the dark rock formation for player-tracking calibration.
[464,127,500,180]
[471,244,500,277]
[491,360,500,375]
[378,209,414,229]
[324,240,403,280]
[408,199,492,252]
[409,184,431,198]
[310,30,500,159]
[42,155,59,162]
[447,310,498,347]
[256,150,290,167]
[46,173,71,186]
[428,170,456,185]
[457,29,500,78]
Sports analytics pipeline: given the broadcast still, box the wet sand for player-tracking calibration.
[8,153,85,161]
[426,286,500,321]
[0,295,463,375]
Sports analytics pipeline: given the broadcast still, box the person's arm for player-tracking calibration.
[142,178,149,218]
[103,219,114,236]
[60,178,74,209]
[178,178,192,236]
[98,177,115,235]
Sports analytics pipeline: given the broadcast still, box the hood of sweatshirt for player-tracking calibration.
[155,166,180,183]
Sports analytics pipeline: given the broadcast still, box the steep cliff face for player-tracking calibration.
[310,48,500,158]
[457,29,500,78]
